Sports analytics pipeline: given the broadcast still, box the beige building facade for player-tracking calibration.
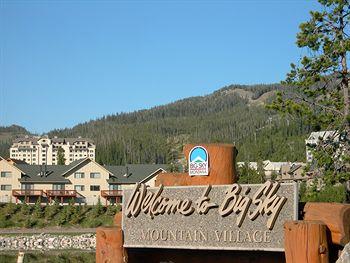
[9,135,96,165]
[0,157,166,205]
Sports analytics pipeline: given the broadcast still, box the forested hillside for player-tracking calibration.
[0,125,31,158]
[46,84,311,165]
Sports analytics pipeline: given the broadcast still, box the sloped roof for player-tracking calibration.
[106,164,167,184]
[14,158,90,183]
[13,136,39,145]
[65,138,94,144]
[13,160,167,185]
[307,131,339,141]
[6,158,29,165]
[16,164,71,183]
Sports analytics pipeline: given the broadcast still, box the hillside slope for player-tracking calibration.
[0,125,32,158]
[47,83,310,165]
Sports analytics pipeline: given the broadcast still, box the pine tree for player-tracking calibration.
[268,0,350,202]
[57,146,66,165]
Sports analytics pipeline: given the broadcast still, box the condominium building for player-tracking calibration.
[9,135,96,165]
[0,157,167,205]
[305,131,339,162]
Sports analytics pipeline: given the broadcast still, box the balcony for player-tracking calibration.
[101,190,123,206]
[12,189,44,197]
[46,190,77,197]
[12,189,45,204]
[101,190,123,198]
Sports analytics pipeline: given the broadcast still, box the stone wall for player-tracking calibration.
[0,234,95,251]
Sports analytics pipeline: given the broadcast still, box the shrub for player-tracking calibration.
[92,197,104,217]
[45,199,61,220]
[106,204,121,216]
[19,203,31,216]
[3,202,18,216]
[301,183,347,203]
[33,198,43,218]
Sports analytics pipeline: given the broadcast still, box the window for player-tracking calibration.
[74,172,85,179]
[74,185,85,191]
[109,184,121,190]
[1,185,11,191]
[1,171,12,178]
[90,185,100,191]
[90,172,101,179]
[52,184,65,190]
[21,184,34,190]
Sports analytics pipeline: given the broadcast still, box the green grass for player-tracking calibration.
[0,201,121,229]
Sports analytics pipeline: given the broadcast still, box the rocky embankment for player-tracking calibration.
[0,234,95,251]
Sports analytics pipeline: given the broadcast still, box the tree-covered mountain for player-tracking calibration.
[45,83,311,165]
[0,125,32,158]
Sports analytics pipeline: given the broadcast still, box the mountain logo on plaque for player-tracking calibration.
[189,146,209,176]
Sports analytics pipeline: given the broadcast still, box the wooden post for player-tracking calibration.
[304,202,350,246]
[156,143,237,186]
[284,221,329,263]
[96,212,126,263]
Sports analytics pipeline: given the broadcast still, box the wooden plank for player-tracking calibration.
[304,202,350,246]
[284,220,329,263]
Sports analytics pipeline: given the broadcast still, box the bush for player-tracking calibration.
[3,202,18,216]
[33,198,43,218]
[92,197,104,217]
[45,199,61,220]
[301,183,347,203]
[106,204,121,216]
[19,203,31,216]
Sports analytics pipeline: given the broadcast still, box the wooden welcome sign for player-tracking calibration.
[96,143,350,263]
[123,182,297,251]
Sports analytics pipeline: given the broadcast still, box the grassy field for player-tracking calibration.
[0,200,120,229]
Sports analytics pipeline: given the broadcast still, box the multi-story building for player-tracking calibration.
[305,131,339,162]
[9,135,96,165]
[277,162,307,182]
[236,160,290,178]
[0,157,166,205]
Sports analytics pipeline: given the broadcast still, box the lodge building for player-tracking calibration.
[0,156,166,205]
[9,135,96,165]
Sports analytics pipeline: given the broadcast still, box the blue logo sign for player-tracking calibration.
[189,146,209,176]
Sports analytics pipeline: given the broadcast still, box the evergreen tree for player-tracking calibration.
[268,0,350,202]
[57,146,66,165]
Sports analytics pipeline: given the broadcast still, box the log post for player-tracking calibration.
[304,202,350,246]
[96,212,127,263]
[156,143,237,186]
[284,220,329,263]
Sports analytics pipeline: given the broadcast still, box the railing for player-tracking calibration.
[46,190,77,197]
[101,190,123,197]
[12,189,44,196]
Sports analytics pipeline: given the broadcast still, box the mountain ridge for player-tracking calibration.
[1,83,308,164]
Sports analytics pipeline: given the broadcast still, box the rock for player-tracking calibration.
[0,233,96,251]
[337,242,350,263]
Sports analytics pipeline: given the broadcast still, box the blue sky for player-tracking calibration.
[1,0,319,134]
